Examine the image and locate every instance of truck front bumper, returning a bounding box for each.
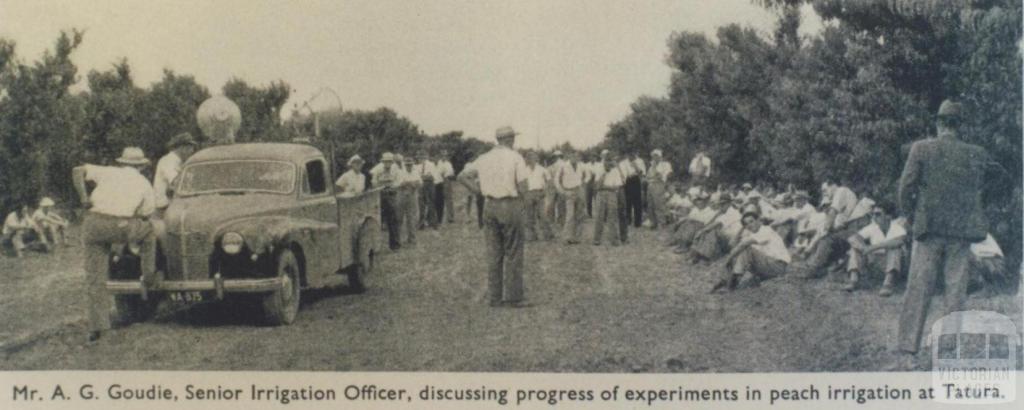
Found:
[106,273,283,300]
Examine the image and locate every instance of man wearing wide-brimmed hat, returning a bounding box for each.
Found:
[457,126,531,307]
[32,196,69,246]
[371,152,404,251]
[72,147,157,343]
[153,132,197,217]
[335,154,366,196]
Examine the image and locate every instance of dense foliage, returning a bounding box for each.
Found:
[602,0,1022,268]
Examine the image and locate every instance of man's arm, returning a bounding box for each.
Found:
[457,168,481,196]
[72,166,91,208]
[897,142,922,219]
[866,235,906,253]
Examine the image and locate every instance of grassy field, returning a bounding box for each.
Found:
[0,209,1020,372]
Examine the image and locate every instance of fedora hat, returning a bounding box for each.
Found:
[381,152,395,162]
[39,197,56,207]
[166,132,197,150]
[937,99,962,119]
[116,147,150,165]
[651,149,662,157]
[348,154,364,166]
[495,126,519,140]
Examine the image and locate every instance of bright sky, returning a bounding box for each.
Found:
[0,0,819,148]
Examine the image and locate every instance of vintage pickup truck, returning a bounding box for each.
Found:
[106,142,382,325]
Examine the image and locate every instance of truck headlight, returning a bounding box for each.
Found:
[222,232,244,255]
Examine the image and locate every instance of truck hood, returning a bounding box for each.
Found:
[165,193,294,238]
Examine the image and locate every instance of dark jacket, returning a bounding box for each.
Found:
[898,136,989,241]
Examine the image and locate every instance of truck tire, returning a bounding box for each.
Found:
[262,249,301,325]
[113,294,160,324]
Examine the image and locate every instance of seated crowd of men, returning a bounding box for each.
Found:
[2,197,69,257]
[662,180,1006,295]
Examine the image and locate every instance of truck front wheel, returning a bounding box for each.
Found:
[262,249,301,325]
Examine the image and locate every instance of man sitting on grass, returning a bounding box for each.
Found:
[32,197,69,247]
[710,210,790,293]
[842,202,907,295]
[968,233,1006,292]
[668,192,713,252]
[3,203,49,257]
[690,193,742,264]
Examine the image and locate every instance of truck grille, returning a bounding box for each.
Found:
[164,232,210,280]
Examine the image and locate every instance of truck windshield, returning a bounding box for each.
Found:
[177,160,295,195]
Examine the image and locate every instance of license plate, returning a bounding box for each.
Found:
[169,291,203,303]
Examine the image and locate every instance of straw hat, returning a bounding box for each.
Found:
[116,147,150,165]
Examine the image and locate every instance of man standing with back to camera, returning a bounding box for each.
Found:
[895,99,996,367]
[458,126,530,308]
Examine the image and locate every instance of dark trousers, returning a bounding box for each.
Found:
[897,236,970,353]
[625,175,643,227]
[483,197,525,303]
[419,178,436,228]
[433,183,444,226]
[617,188,629,242]
[380,191,400,250]
[585,181,595,217]
[476,194,485,228]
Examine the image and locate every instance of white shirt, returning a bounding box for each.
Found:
[416,160,440,184]
[857,220,907,246]
[2,211,36,235]
[472,146,529,198]
[32,208,67,228]
[334,169,366,195]
[371,163,404,189]
[648,160,672,183]
[798,211,828,235]
[436,160,455,180]
[153,151,182,208]
[557,161,585,190]
[401,165,423,186]
[525,164,549,191]
[689,154,711,177]
[971,234,1004,258]
[84,164,155,218]
[713,207,743,238]
[688,206,717,224]
[745,225,791,263]
[618,159,643,178]
[593,164,625,188]
[829,186,858,227]
[667,194,688,209]
[849,197,876,222]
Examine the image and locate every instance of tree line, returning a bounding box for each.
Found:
[598,0,1022,270]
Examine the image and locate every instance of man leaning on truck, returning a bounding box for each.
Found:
[72,147,158,343]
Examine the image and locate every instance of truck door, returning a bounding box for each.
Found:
[295,158,342,285]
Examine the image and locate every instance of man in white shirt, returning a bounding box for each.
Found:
[556,152,586,244]
[621,152,646,229]
[770,191,815,246]
[399,156,422,245]
[335,155,366,196]
[582,153,597,218]
[800,181,860,277]
[689,150,712,186]
[712,210,790,293]
[371,153,404,250]
[691,193,743,263]
[969,233,1005,292]
[523,151,554,241]
[844,203,907,294]
[546,151,566,226]
[153,132,197,218]
[646,149,673,229]
[72,147,157,342]
[592,150,625,246]
[668,193,713,252]
[32,197,68,247]
[435,150,456,224]
[3,203,45,257]
[415,151,437,229]
[457,126,531,308]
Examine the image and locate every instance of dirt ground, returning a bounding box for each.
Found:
[1,210,1021,372]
